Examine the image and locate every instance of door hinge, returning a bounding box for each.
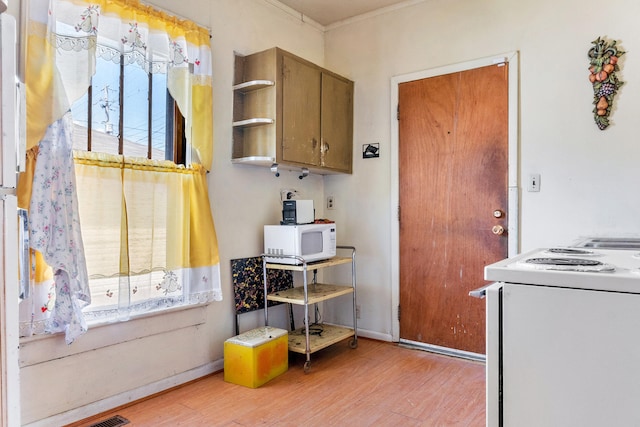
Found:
[397,205,400,222]
[397,104,400,120]
[397,305,400,321]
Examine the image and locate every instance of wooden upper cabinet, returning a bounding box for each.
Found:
[281,55,322,167]
[232,48,354,175]
[321,72,354,172]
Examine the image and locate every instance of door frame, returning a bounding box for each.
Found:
[390,51,520,342]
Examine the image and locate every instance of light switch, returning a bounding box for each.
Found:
[528,174,541,192]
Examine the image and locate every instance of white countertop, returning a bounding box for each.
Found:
[484,247,640,293]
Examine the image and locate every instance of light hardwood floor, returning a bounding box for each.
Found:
[70,338,486,426]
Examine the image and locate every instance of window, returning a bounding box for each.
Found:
[68,41,194,320]
[71,51,186,163]
[20,0,221,343]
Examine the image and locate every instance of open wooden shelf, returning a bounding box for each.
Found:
[232,79,274,92]
[287,324,355,354]
[266,283,353,305]
[265,256,352,271]
[232,118,274,128]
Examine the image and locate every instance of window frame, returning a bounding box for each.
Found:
[74,51,186,165]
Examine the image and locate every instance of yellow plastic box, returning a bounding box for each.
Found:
[224,326,288,388]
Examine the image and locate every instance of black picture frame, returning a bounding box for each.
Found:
[363,143,379,159]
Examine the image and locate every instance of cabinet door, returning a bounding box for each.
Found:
[321,73,353,173]
[281,55,321,166]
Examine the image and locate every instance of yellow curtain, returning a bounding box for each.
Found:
[72,152,220,272]
[73,152,221,321]
[20,0,220,340]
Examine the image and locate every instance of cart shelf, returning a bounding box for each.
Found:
[287,324,355,354]
[266,283,353,305]
[265,256,352,271]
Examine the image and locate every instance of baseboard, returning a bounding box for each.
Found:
[399,339,486,362]
[321,323,392,343]
[356,328,392,342]
[24,359,224,427]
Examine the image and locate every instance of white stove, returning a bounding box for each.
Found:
[485,246,640,293]
[483,244,640,427]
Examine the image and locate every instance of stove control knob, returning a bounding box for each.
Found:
[492,225,505,235]
[493,210,504,218]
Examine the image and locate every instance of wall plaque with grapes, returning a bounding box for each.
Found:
[588,37,625,130]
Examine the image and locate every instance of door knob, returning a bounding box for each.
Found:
[492,225,505,235]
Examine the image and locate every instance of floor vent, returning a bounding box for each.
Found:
[88,415,130,427]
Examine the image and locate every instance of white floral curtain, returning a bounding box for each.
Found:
[19,0,220,344]
[18,113,91,344]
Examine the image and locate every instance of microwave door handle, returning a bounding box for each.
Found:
[18,208,29,300]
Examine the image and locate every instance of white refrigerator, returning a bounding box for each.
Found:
[1,5,26,426]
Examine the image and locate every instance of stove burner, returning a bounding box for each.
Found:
[545,248,595,255]
[526,257,602,266]
[523,257,616,272]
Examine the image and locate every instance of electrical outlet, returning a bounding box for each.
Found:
[327,195,335,210]
[356,304,361,319]
[280,188,298,201]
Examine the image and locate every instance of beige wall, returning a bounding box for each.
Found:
[323,0,640,337]
[20,0,640,424]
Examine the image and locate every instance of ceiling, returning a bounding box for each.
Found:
[275,0,411,26]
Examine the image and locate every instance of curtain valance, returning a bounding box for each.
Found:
[27,0,213,169]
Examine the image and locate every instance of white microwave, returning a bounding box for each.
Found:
[264,223,336,265]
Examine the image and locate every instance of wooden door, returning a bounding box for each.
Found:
[321,72,353,173]
[281,55,321,167]
[398,64,509,355]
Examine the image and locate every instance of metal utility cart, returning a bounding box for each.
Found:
[262,246,358,373]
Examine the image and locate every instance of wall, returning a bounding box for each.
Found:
[20,1,328,425]
[322,0,640,339]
